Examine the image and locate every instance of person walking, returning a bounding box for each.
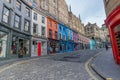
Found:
[105,44,108,51]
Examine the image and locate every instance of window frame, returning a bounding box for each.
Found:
[42,16,45,24]
[2,5,10,24]
[33,23,38,34]
[33,12,37,20]
[14,14,21,29]
[24,19,30,32]
[26,7,30,17]
[41,26,46,37]
[16,0,21,11]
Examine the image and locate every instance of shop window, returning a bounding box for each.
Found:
[42,41,46,50]
[32,41,37,53]
[11,36,17,55]
[23,39,29,55]
[55,31,58,39]
[0,31,8,58]
[19,39,29,55]
[2,6,10,24]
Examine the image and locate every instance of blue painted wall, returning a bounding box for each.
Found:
[58,23,74,53]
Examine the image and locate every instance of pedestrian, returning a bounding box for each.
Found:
[105,44,108,51]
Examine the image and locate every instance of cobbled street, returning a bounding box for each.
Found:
[0,49,103,80]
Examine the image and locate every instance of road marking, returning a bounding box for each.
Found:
[0,58,39,73]
[106,78,112,80]
[85,56,98,80]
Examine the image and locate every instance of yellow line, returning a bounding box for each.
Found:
[0,58,39,73]
[85,57,98,80]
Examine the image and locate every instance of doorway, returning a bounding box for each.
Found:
[18,39,24,58]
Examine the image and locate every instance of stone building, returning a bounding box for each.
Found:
[68,12,85,35]
[103,0,120,16]
[84,22,100,39]
[101,24,110,42]
[58,0,69,25]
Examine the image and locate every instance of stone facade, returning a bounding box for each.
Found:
[101,24,110,42]
[58,0,69,25]
[103,0,120,16]
[84,23,100,40]
[68,12,85,35]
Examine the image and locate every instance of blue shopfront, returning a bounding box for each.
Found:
[58,23,74,53]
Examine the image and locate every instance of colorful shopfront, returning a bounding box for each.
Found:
[0,24,10,59]
[47,17,59,54]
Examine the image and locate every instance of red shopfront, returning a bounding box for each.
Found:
[106,6,120,64]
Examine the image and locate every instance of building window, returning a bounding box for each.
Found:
[59,33,62,39]
[59,26,61,30]
[2,6,10,24]
[41,26,45,37]
[24,19,30,32]
[33,12,37,20]
[33,23,38,34]
[55,23,57,29]
[6,0,11,3]
[0,31,8,58]
[42,16,45,23]
[55,31,58,39]
[49,20,52,27]
[14,14,21,28]
[49,29,52,38]
[63,35,66,40]
[16,0,21,11]
[26,7,30,17]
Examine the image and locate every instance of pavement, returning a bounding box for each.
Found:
[0,49,102,80]
[91,48,120,80]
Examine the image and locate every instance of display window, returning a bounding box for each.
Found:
[0,31,8,58]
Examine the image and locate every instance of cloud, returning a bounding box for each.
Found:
[65,0,106,27]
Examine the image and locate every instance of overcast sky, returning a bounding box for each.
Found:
[65,0,106,27]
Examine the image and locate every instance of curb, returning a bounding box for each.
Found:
[89,51,113,80]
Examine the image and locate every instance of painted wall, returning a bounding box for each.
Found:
[31,9,47,56]
[58,23,74,52]
[47,17,58,39]
[31,9,47,37]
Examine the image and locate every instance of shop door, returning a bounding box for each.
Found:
[38,42,41,57]
[18,39,24,58]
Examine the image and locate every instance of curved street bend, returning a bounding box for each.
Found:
[0,49,114,80]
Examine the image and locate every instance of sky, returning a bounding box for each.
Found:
[65,0,106,27]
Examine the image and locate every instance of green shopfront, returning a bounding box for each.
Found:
[0,23,31,59]
[10,31,31,58]
[0,23,11,59]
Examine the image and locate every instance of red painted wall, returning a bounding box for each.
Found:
[47,17,58,39]
[106,6,120,64]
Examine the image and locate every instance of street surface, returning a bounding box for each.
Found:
[0,49,103,80]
